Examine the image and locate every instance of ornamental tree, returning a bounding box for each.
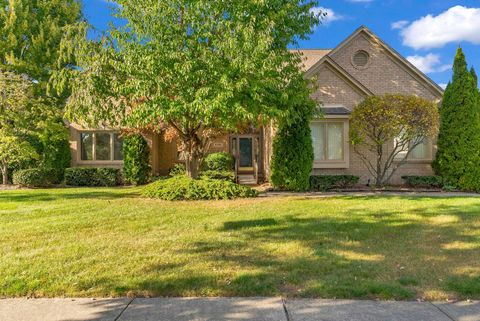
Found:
[350,94,439,186]
[63,0,321,178]
[433,48,480,191]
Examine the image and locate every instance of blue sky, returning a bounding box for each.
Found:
[83,0,480,88]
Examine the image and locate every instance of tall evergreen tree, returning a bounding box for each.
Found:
[434,48,480,191]
[471,67,478,86]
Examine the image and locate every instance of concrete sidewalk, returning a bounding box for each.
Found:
[1,297,479,321]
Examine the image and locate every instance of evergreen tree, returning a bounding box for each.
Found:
[270,110,314,191]
[471,67,478,86]
[434,48,480,191]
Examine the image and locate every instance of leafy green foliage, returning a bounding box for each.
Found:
[434,48,480,192]
[37,121,71,170]
[123,134,151,185]
[65,0,320,178]
[143,175,258,200]
[200,170,235,182]
[169,163,186,177]
[271,111,314,191]
[202,153,234,171]
[401,176,444,188]
[309,175,360,191]
[64,168,122,187]
[13,168,63,187]
[350,94,439,186]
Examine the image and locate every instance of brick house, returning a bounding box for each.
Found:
[69,26,444,185]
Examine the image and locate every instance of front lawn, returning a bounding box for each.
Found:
[0,188,479,300]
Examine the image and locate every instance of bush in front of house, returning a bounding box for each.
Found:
[65,167,122,187]
[169,163,186,176]
[270,111,314,191]
[142,175,258,200]
[200,170,235,182]
[13,168,63,187]
[401,176,444,188]
[202,152,234,171]
[123,134,151,185]
[310,175,360,191]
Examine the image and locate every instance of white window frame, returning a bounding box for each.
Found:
[310,115,350,169]
[78,130,124,165]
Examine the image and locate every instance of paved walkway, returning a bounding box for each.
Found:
[1,297,479,321]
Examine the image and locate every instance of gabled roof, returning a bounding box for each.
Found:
[290,49,331,71]
[306,55,374,97]
[301,25,444,98]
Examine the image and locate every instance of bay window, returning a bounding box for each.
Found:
[79,131,124,162]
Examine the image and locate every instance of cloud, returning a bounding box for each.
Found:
[391,20,409,30]
[406,53,451,74]
[399,6,480,49]
[311,7,343,25]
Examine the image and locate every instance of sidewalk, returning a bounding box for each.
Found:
[1,297,479,321]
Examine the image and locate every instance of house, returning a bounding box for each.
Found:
[69,26,444,185]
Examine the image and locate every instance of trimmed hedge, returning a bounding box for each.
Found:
[65,167,122,187]
[200,170,235,182]
[13,168,63,187]
[202,152,234,171]
[142,175,258,200]
[310,175,359,191]
[401,176,444,188]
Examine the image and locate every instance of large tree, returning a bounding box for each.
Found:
[433,48,480,190]
[64,0,321,178]
[350,94,439,186]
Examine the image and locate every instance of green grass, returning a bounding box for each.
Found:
[0,187,479,300]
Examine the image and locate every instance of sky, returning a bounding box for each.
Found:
[83,0,480,89]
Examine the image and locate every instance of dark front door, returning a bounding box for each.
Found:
[239,137,253,171]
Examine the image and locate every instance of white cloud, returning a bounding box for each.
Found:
[399,6,480,50]
[439,83,448,89]
[406,53,451,74]
[311,7,343,25]
[391,20,409,30]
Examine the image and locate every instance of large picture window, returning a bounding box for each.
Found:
[395,137,432,161]
[310,119,349,168]
[79,132,124,162]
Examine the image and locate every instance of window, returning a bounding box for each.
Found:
[79,132,124,162]
[310,120,348,168]
[394,136,431,161]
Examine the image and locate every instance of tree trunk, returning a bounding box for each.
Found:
[185,157,201,179]
[1,165,8,185]
[181,132,209,180]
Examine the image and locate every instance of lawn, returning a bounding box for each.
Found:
[0,188,479,300]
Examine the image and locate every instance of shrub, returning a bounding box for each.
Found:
[202,152,234,171]
[270,112,314,191]
[12,168,63,187]
[123,134,151,185]
[200,170,235,182]
[142,175,258,200]
[401,176,444,188]
[310,175,359,191]
[169,163,186,176]
[65,167,122,187]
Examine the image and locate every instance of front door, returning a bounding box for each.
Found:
[238,137,253,172]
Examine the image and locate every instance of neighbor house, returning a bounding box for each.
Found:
[69,26,444,185]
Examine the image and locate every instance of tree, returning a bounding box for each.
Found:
[434,48,480,190]
[0,130,38,185]
[123,134,151,185]
[350,94,439,186]
[64,0,320,178]
[270,108,314,191]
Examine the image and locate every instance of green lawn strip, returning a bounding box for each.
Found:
[0,188,479,300]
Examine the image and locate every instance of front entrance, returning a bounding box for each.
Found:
[231,135,260,185]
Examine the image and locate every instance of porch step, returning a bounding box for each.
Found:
[237,175,257,186]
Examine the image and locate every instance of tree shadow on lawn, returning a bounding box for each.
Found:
[0,188,140,203]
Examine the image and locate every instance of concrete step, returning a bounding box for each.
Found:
[237,174,257,185]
